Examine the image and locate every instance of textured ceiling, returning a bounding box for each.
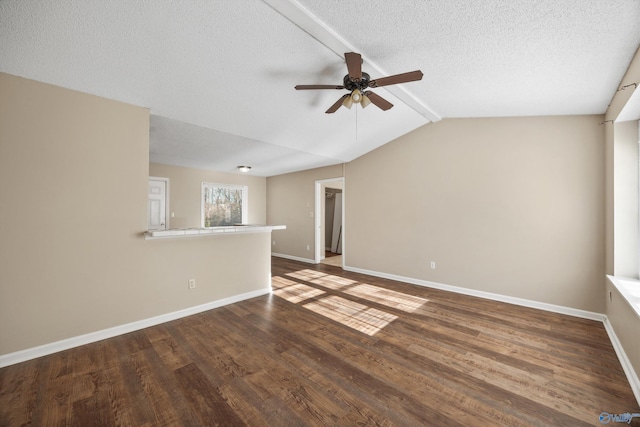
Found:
[1,0,639,176]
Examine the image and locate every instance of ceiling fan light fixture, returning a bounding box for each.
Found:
[342,96,354,109]
[361,93,372,108]
[351,89,362,103]
[237,165,252,173]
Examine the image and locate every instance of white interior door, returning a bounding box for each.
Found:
[148,178,167,230]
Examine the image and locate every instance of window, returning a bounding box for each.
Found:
[201,183,248,227]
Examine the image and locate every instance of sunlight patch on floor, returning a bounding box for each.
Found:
[275,268,432,335]
[272,283,325,304]
[272,276,300,289]
[303,296,398,336]
[309,274,357,290]
[343,284,428,313]
[285,269,328,281]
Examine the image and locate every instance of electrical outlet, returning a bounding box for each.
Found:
[272,240,276,246]
[306,245,310,251]
[188,279,196,289]
[430,261,436,269]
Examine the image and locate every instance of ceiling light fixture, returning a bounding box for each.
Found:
[342,94,354,109]
[351,89,362,103]
[343,89,369,109]
[237,166,252,173]
[361,93,371,108]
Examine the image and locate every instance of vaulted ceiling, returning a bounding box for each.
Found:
[2,1,640,176]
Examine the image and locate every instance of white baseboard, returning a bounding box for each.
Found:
[0,287,270,368]
[343,265,605,321]
[272,252,316,264]
[603,317,640,406]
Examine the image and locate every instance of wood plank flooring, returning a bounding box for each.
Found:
[1,257,638,426]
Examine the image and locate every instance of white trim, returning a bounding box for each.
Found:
[342,164,346,267]
[315,181,322,264]
[343,265,605,321]
[272,252,316,264]
[603,316,640,406]
[0,287,270,368]
[315,177,344,266]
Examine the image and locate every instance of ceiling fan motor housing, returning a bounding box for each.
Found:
[343,72,370,91]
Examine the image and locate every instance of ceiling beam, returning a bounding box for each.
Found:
[263,0,441,122]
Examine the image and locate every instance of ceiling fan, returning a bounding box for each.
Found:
[295,52,423,114]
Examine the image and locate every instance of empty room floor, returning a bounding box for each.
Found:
[1,257,638,426]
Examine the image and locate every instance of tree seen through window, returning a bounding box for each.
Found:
[202,184,246,227]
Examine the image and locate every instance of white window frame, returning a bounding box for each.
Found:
[201,182,248,228]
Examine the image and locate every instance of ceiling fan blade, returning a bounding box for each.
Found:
[363,91,393,111]
[326,94,350,114]
[369,70,423,88]
[295,84,345,90]
[345,52,362,81]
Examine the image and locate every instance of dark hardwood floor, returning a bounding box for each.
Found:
[1,257,638,426]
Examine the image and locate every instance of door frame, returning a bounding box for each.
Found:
[149,176,170,230]
[315,177,344,265]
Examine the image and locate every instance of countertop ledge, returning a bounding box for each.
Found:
[144,225,286,240]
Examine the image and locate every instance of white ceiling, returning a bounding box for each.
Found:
[2,0,639,176]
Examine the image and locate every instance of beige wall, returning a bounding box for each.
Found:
[267,165,343,261]
[149,163,266,228]
[346,116,605,313]
[0,73,271,356]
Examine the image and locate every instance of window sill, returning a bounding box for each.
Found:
[144,225,286,240]
[607,275,640,320]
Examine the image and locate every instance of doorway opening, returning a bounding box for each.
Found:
[315,178,344,267]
